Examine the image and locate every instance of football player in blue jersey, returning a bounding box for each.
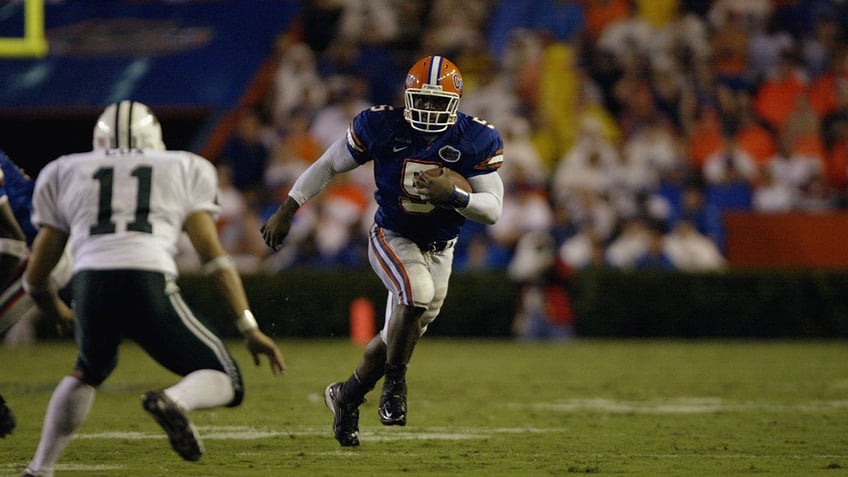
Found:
[0,150,36,287]
[262,56,504,446]
[0,149,31,438]
[0,151,32,437]
[0,149,74,439]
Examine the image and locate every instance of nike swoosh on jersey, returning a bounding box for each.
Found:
[392,146,409,152]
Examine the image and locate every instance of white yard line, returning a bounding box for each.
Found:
[509,397,848,414]
[71,425,565,441]
[0,463,125,474]
[64,395,848,443]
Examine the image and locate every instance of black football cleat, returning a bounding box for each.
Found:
[0,394,15,438]
[324,382,364,447]
[377,379,407,426]
[142,390,203,461]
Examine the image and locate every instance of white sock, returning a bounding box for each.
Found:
[26,376,96,476]
[164,369,234,412]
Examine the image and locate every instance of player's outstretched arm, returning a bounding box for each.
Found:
[261,136,361,251]
[185,211,286,375]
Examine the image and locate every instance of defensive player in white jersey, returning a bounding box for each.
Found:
[262,56,504,447]
[20,101,286,476]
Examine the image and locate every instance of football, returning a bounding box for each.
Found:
[424,167,472,193]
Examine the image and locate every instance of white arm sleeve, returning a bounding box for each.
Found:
[460,172,504,225]
[288,136,360,205]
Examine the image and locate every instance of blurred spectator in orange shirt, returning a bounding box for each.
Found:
[688,105,724,169]
[688,82,754,168]
[263,140,310,209]
[754,49,809,133]
[582,0,632,40]
[281,107,323,164]
[734,103,777,169]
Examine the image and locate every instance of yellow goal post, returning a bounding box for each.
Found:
[0,0,48,58]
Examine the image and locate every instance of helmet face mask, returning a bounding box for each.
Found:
[403,56,463,133]
[93,100,165,151]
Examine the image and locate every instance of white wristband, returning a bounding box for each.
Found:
[0,238,28,259]
[22,278,51,297]
[201,255,236,276]
[236,310,259,334]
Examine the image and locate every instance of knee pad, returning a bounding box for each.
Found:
[419,286,447,335]
[407,263,435,307]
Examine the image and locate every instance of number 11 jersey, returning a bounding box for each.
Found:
[32,149,220,277]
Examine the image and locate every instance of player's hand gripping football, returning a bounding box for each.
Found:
[260,197,300,251]
[243,328,286,375]
[414,167,455,207]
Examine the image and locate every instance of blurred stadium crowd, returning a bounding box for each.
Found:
[200,0,848,276]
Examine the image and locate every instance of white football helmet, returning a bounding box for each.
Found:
[93,100,165,151]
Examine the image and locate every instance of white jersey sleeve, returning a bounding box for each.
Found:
[32,149,220,277]
[32,160,70,232]
[288,136,359,206]
[183,154,220,218]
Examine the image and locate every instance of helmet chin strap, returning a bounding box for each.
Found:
[408,120,448,135]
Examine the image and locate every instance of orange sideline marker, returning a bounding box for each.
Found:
[349,297,375,348]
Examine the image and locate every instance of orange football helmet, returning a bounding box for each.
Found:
[403,56,463,133]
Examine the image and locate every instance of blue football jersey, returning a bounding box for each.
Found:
[0,151,36,245]
[346,105,503,246]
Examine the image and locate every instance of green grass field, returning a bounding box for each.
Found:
[1,338,847,476]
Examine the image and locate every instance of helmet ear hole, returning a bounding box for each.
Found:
[93,100,165,151]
